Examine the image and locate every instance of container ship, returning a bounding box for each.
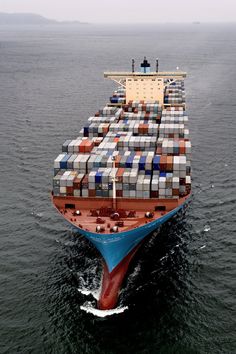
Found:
[52,58,191,310]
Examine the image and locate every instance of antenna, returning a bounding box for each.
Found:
[132,58,135,73]
[156,58,159,73]
[112,156,117,210]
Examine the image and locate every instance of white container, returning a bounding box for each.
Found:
[130,190,136,198]
[67,154,77,169]
[60,187,67,194]
[159,189,165,197]
[68,140,77,153]
[159,177,166,189]
[82,190,89,197]
[60,171,71,187]
[143,191,150,199]
[186,176,191,185]
[54,153,66,169]
[73,155,82,169]
[88,171,96,183]
[74,190,81,197]
[143,178,151,191]
[172,177,180,189]
[151,179,159,191]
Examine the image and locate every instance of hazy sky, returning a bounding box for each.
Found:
[0,0,235,23]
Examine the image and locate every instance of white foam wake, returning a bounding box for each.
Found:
[80,301,128,317]
[204,225,211,232]
[77,288,100,301]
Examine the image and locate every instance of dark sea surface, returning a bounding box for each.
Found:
[0,24,235,354]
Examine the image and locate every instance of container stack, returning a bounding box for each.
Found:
[164,80,185,104]
[61,138,94,154]
[110,87,126,104]
[53,171,85,197]
[53,80,191,199]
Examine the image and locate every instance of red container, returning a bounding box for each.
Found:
[73,178,82,189]
[89,189,96,197]
[116,190,123,198]
[151,191,158,198]
[172,189,179,196]
[180,178,186,186]
[82,175,89,188]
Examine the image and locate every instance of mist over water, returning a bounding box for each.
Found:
[0,24,235,353]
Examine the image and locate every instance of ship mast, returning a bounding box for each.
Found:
[112,157,117,210]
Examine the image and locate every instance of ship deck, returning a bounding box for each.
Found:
[52,194,189,234]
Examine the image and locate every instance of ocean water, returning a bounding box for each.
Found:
[0,24,235,354]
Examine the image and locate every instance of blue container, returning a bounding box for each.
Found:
[173,142,179,155]
[95,172,102,183]
[84,127,89,136]
[160,172,166,177]
[94,157,100,168]
[96,190,102,197]
[60,154,72,169]
[139,156,146,170]
[126,156,133,168]
[153,156,160,170]
[145,170,152,175]
[102,190,109,197]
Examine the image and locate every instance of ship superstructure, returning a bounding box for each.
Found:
[52,58,191,310]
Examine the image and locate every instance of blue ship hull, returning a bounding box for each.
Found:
[72,202,186,273]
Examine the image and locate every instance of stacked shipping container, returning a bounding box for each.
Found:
[53,80,191,199]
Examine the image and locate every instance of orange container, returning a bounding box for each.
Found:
[115,155,121,168]
[143,124,148,134]
[166,156,173,171]
[136,151,142,156]
[179,141,185,154]
[84,140,94,153]
[160,156,167,171]
[117,168,125,183]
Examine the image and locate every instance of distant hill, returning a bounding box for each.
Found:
[0,13,86,25]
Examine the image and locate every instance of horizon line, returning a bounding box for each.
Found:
[1,12,236,25]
